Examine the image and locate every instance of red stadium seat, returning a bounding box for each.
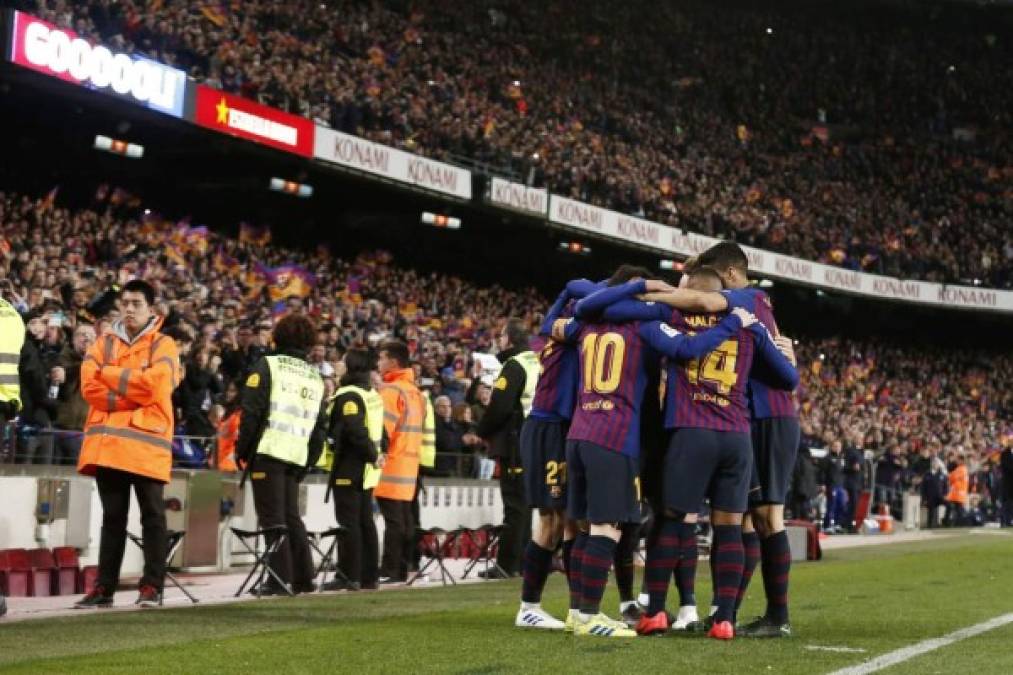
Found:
[0,549,31,597]
[26,549,56,597]
[52,546,81,595]
[80,565,100,595]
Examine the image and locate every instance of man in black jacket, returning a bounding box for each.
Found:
[1000,446,1013,527]
[18,311,55,464]
[820,440,848,533]
[477,319,537,578]
[324,349,386,591]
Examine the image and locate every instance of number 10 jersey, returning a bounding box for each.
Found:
[566,321,661,460]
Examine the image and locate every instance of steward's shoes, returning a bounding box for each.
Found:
[708,620,735,640]
[322,579,360,592]
[477,568,511,580]
[515,605,566,630]
[0,594,6,617]
[292,582,317,594]
[135,585,161,608]
[377,576,403,585]
[621,603,644,628]
[575,613,638,638]
[74,586,114,609]
[249,583,290,596]
[738,615,792,638]
[635,611,669,636]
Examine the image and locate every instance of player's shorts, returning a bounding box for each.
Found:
[520,416,569,510]
[748,417,802,506]
[565,440,641,525]
[663,428,753,514]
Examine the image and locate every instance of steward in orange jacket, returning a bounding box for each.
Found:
[375,339,425,582]
[947,461,969,507]
[74,280,180,609]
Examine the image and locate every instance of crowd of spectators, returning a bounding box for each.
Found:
[17,0,1013,287]
[795,338,1012,529]
[2,190,1009,520]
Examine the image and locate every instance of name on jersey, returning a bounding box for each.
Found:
[684,315,720,328]
[581,399,615,412]
[693,392,730,407]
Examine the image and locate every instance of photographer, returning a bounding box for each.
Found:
[52,323,97,465]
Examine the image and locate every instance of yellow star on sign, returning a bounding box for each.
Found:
[216,97,229,124]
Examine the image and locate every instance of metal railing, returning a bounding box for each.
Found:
[0,422,221,469]
[1,423,492,479]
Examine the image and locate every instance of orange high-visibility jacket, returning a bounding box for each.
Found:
[947,464,968,506]
[78,317,180,483]
[216,409,241,472]
[375,368,424,501]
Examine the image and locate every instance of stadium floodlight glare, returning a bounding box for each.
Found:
[558,241,591,256]
[269,177,313,198]
[421,212,461,229]
[659,259,684,271]
[94,135,144,158]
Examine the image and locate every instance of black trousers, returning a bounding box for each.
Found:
[333,486,378,587]
[251,457,314,588]
[497,471,531,574]
[377,497,414,580]
[95,467,167,592]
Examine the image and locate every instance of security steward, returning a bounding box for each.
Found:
[375,339,426,583]
[236,313,328,595]
[0,283,26,618]
[323,348,386,591]
[477,318,539,578]
[73,280,181,609]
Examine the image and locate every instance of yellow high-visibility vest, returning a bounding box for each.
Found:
[0,298,24,413]
[255,355,324,466]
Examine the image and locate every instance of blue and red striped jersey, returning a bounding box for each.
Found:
[666,310,757,432]
[565,321,660,458]
[529,335,580,421]
[722,288,799,419]
[531,281,604,421]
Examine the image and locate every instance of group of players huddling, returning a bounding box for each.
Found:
[513,242,801,640]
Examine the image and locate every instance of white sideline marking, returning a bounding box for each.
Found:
[806,646,867,654]
[827,612,1013,675]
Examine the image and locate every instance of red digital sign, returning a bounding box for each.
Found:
[193,85,314,157]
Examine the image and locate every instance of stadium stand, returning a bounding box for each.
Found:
[1,189,1009,525]
[19,0,1012,288]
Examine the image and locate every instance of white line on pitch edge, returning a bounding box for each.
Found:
[806,646,867,654]
[826,612,1013,675]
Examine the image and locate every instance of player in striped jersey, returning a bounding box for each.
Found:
[555,267,757,638]
[516,279,597,631]
[698,242,801,638]
[577,267,798,640]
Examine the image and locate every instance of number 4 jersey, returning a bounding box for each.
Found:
[665,309,796,433]
[561,315,745,458]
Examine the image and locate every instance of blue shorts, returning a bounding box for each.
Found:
[566,440,641,525]
[520,417,568,510]
[749,417,801,506]
[663,428,753,514]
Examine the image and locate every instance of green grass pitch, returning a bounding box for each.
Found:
[2,532,1012,674]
